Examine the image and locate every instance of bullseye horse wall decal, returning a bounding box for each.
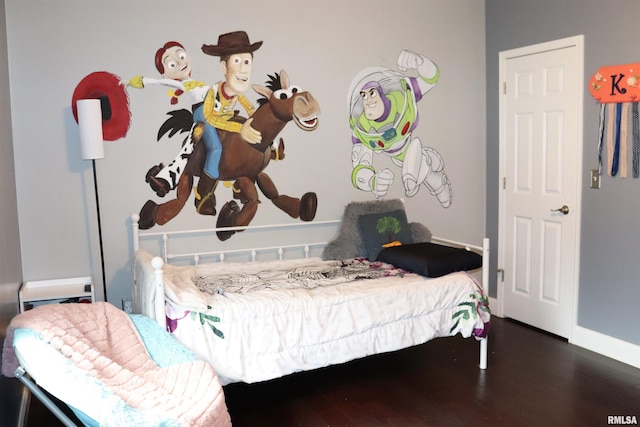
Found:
[138,70,321,240]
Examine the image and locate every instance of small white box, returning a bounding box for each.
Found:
[19,276,95,313]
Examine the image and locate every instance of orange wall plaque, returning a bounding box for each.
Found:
[589,63,640,103]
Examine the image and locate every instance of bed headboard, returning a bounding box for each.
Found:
[131,213,341,265]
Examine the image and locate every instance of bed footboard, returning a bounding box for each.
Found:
[432,236,489,369]
[480,237,489,370]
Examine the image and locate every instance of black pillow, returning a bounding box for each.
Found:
[376,242,482,278]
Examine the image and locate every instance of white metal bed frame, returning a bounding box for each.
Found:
[130,214,490,369]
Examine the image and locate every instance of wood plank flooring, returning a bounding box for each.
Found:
[223,318,640,427]
[23,317,640,426]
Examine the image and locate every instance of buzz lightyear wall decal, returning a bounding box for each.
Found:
[123,31,320,240]
[348,50,452,207]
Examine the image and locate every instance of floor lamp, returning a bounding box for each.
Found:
[77,99,106,302]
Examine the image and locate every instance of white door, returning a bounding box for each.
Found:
[498,36,583,339]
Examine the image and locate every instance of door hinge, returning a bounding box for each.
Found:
[497,268,504,282]
[503,177,506,189]
[503,81,507,95]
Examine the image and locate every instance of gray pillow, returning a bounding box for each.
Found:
[322,199,431,260]
[410,221,432,244]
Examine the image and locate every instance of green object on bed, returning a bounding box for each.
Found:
[358,209,414,260]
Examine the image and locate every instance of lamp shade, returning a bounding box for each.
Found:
[77,99,104,160]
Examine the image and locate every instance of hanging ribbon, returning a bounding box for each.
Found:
[611,103,622,176]
[598,102,606,176]
[620,102,629,178]
[633,102,639,178]
[606,103,616,175]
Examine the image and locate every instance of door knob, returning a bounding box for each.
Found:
[551,205,570,215]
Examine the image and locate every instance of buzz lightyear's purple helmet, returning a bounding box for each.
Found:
[348,66,405,123]
[361,80,391,121]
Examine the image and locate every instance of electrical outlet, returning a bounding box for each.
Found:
[122,297,133,314]
[590,169,601,189]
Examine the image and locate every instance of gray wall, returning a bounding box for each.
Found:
[0,0,25,423]
[5,0,487,307]
[486,0,640,345]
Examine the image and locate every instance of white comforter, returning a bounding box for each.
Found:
[133,250,490,385]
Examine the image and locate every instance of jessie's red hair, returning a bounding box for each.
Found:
[155,41,185,74]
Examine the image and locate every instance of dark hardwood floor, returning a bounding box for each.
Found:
[223,318,640,427]
[23,317,640,426]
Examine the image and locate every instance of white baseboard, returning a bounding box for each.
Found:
[571,325,640,370]
[489,297,639,369]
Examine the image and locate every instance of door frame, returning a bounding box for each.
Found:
[497,35,584,341]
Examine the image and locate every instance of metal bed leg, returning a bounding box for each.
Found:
[14,366,78,427]
[479,337,488,369]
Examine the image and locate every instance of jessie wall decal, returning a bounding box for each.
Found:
[124,41,209,197]
[348,50,452,208]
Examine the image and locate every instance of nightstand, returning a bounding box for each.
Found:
[18,276,95,313]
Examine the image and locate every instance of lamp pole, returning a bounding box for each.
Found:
[92,158,107,301]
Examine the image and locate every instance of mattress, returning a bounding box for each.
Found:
[133,250,490,385]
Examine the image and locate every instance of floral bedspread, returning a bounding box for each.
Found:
[146,255,491,385]
[192,258,407,295]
